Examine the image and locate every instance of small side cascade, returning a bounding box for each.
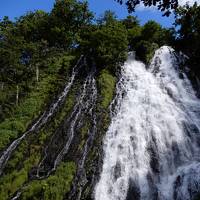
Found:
[10,59,99,200]
[35,70,97,179]
[0,55,84,176]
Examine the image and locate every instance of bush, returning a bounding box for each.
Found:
[135,40,159,64]
[79,12,128,72]
[21,162,76,200]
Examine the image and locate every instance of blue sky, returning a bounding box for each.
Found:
[0,0,175,27]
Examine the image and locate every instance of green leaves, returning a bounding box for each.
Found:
[141,20,173,47]
[115,0,178,16]
[91,22,128,68]
[20,162,76,200]
[135,40,159,63]
[79,11,128,72]
[97,69,117,108]
[174,3,200,78]
[50,0,93,48]
[122,17,173,63]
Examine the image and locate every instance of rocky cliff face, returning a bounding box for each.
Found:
[0,56,116,200]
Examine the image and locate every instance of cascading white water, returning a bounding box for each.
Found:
[95,46,200,200]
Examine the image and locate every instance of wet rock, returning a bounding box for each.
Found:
[113,161,121,180]
[147,139,160,174]
[126,178,140,200]
[173,175,183,200]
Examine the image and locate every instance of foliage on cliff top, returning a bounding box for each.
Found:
[115,0,178,16]
[174,3,200,78]
[79,10,128,71]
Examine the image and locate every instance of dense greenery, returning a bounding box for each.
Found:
[0,0,199,124]
[0,0,171,122]
[120,16,173,63]
[0,74,79,199]
[78,10,128,72]
[0,0,174,117]
[20,162,76,200]
[0,54,74,151]
[174,2,200,79]
[0,161,76,200]
[97,69,117,108]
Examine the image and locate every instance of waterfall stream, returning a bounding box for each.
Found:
[0,55,84,176]
[35,71,97,178]
[10,60,97,200]
[95,46,200,200]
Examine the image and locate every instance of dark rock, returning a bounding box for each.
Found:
[113,161,121,180]
[126,178,140,200]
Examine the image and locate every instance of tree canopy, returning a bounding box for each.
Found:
[116,0,178,16]
[2,0,199,119]
[174,2,200,78]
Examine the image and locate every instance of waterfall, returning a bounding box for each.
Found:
[95,46,200,200]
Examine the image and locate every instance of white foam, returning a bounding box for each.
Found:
[95,46,200,200]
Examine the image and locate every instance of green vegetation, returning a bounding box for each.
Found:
[135,41,159,64]
[174,2,200,79]
[0,76,79,199]
[79,10,128,71]
[0,54,74,151]
[0,75,56,150]
[115,0,179,16]
[20,162,76,200]
[121,16,174,63]
[97,69,117,109]
[0,0,92,119]
[0,150,36,199]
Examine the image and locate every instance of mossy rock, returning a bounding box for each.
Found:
[97,69,116,109]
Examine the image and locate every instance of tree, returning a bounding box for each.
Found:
[122,16,142,50]
[97,10,117,25]
[92,23,128,70]
[125,19,173,57]
[23,40,49,82]
[79,11,128,72]
[141,20,172,46]
[0,17,30,105]
[16,10,49,43]
[0,35,28,105]
[175,3,200,43]
[135,40,159,63]
[122,15,139,29]
[174,3,200,78]
[116,0,178,16]
[50,0,93,49]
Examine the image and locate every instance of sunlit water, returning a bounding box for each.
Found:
[95,46,200,200]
